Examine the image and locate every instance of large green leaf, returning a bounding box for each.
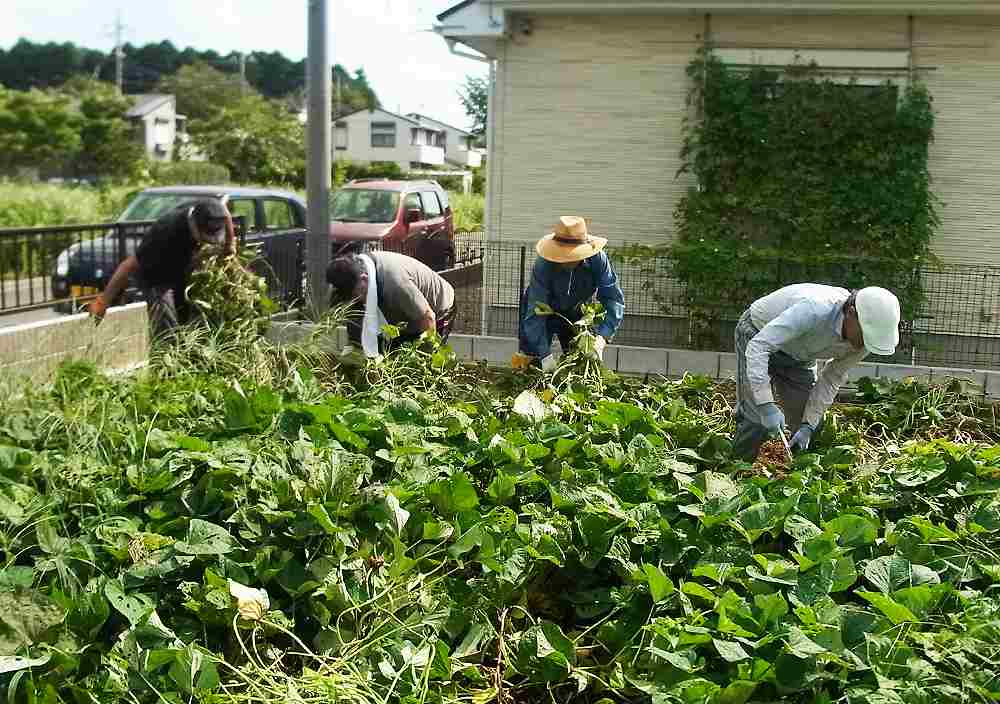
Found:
[864,555,939,595]
[515,622,576,682]
[856,591,917,625]
[175,520,236,556]
[426,472,480,516]
[103,580,154,626]
[642,563,675,602]
[824,514,878,547]
[0,589,65,654]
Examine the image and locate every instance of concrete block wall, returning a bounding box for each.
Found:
[258,325,1000,400]
[0,303,148,385]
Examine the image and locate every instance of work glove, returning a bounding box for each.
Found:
[87,294,108,325]
[790,423,814,452]
[540,354,557,373]
[593,335,607,362]
[757,402,785,436]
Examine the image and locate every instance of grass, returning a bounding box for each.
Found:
[0,182,135,229]
[0,181,486,232]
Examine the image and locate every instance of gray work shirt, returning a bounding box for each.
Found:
[747,283,868,427]
[365,251,455,337]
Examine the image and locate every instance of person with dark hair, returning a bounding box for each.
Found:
[327,251,455,358]
[88,199,236,340]
[733,284,901,460]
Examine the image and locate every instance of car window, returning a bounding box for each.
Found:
[228,199,258,232]
[403,193,423,215]
[331,189,400,223]
[420,191,442,217]
[262,199,294,230]
[118,193,199,221]
[437,190,450,210]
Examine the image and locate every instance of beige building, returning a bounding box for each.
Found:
[126,94,188,162]
[435,1,1000,268]
[435,0,1000,359]
[334,107,447,172]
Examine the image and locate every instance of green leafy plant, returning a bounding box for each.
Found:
[670,51,937,348]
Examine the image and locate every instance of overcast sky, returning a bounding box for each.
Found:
[0,0,485,130]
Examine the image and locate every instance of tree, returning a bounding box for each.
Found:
[0,86,80,173]
[156,61,245,124]
[458,75,488,139]
[64,78,147,181]
[192,94,305,185]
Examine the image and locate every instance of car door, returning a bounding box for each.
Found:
[402,191,429,245]
[259,198,305,303]
[419,190,447,240]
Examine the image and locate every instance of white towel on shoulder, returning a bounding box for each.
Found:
[360,254,387,359]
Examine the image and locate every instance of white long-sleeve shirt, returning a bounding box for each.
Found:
[746,284,868,427]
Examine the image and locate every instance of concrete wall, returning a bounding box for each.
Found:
[0,303,148,385]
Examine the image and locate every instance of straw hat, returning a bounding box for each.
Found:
[536,216,608,264]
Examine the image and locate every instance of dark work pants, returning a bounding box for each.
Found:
[143,286,190,345]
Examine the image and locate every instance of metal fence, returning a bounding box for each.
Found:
[5,222,1000,371]
[465,236,1000,371]
[0,217,306,315]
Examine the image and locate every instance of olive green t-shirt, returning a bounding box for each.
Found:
[369,251,454,335]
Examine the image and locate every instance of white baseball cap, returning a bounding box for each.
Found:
[856,287,900,356]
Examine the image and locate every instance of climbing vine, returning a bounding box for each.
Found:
[669,51,937,347]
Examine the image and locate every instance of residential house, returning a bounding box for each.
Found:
[333,108,446,172]
[406,113,483,169]
[126,94,187,162]
[434,0,1000,359]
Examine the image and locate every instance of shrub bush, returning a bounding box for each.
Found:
[149,161,231,185]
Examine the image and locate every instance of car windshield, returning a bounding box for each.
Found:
[331,189,400,224]
[118,193,210,222]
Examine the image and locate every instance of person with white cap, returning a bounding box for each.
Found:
[518,216,625,370]
[733,283,901,460]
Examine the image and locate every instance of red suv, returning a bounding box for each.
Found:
[328,179,455,270]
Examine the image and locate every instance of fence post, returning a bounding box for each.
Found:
[518,245,526,331]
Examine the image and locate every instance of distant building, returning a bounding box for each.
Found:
[126,94,188,162]
[406,113,483,169]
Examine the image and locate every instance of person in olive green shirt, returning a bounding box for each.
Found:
[326,251,455,357]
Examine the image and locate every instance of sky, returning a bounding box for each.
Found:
[0,0,485,130]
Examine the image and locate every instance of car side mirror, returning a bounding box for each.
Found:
[405,208,422,225]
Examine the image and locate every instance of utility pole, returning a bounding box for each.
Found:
[306,0,331,313]
[113,11,125,94]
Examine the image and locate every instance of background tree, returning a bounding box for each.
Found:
[0,39,382,106]
[0,86,80,173]
[64,78,147,181]
[458,75,488,139]
[156,61,245,124]
[192,94,305,185]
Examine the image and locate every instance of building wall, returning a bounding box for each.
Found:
[337,109,416,172]
[493,13,700,244]
[139,99,177,163]
[491,12,1000,270]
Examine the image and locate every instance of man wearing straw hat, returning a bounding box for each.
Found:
[518,216,625,371]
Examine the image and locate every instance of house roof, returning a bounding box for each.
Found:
[437,0,477,21]
[126,94,173,118]
[436,0,1000,16]
[337,107,445,130]
[406,113,473,136]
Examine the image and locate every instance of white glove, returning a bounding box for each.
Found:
[593,335,607,362]
[540,354,557,372]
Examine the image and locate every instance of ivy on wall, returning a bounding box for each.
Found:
[669,51,937,347]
